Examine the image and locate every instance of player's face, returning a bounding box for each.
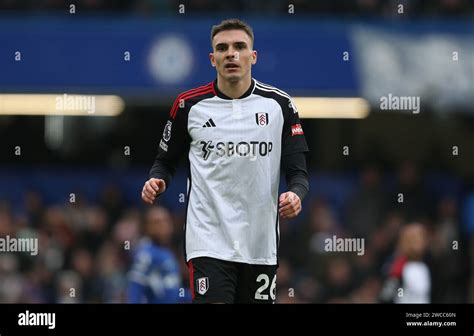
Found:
[210,30,257,83]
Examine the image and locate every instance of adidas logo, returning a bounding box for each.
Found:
[202,119,216,128]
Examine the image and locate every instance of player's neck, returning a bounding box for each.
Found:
[216,75,252,99]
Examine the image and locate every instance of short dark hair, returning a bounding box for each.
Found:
[210,19,254,47]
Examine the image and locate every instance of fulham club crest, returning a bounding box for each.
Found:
[255,113,269,127]
[196,277,209,295]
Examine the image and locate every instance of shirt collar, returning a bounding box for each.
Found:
[213,78,255,100]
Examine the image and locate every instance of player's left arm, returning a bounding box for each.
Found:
[279,97,309,219]
[279,152,309,219]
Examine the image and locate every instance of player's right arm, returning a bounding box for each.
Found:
[142,96,191,204]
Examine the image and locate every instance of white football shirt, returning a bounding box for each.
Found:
[153,78,308,265]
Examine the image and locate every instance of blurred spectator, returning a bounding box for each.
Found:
[126,205,183,303]
[379,222,431,303]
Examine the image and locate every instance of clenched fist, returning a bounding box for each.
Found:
[278,191,301,219]
[141,178,167,204]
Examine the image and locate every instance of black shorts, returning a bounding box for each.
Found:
[188,257,277,304]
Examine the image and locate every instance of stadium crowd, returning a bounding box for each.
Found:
[0,161,472,303]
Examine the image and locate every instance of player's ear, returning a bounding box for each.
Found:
[252,50,257,65]
[209,52,216,67]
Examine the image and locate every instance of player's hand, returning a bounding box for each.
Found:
[278,192,301,219]
[141,178,167,205]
